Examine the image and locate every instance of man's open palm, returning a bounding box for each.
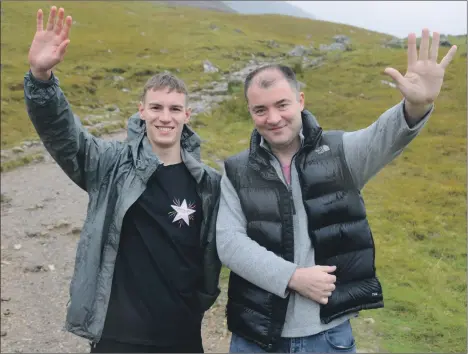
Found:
[384,29,457,105]
[28,6,72,72]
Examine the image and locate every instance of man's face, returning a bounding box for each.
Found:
[138,87,191,149]
[246,71,304,149]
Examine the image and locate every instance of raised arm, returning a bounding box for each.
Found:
[25,7,122,192]
[343,29,457,190]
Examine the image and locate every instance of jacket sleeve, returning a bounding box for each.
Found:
[216,173,297,298]
[24,70,123,192]
[198,180,222,312]
[343,100,432,190]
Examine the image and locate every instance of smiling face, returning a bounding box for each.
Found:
[246,68,304,150]
[138,87,190,149]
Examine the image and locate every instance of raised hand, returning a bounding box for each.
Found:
[28,6,72,80]
[384,29,457,107]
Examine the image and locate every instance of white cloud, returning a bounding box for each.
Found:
[288,1,467,38]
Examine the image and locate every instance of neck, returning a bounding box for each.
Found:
[150,141,182,165]
[269,136,301,166]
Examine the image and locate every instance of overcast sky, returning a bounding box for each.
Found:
[288,1,467,38]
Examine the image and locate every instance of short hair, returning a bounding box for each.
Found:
[140,72,188,104]
[243,64,300,100]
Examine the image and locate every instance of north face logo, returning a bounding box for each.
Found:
[314,145,330,154]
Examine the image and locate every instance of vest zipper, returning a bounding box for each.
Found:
[288,184,296,215]
[262,148,299,216]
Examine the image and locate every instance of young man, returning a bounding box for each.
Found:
[216,29,457,352]
[24,6,221,353]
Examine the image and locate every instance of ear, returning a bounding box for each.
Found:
[184,107,192,124]
[298,92,305,111]
[138,101,146,120]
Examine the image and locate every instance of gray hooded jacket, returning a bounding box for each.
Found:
[23,70,222,342]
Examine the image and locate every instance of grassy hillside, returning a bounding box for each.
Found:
[1,1,388,149]
[2,1,466,353]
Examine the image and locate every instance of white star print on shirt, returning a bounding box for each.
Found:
[170,199,196,226]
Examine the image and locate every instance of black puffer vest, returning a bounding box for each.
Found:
[224,110,384,351]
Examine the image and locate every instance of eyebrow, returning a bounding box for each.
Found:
[148,103,184,109]
[252,99,291,110]
[275,99,291,105]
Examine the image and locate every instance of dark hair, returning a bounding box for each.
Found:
[140,72,188,103]
[243,64,300,100]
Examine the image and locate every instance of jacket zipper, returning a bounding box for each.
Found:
[263,149,298,216]
[288,184,296,215]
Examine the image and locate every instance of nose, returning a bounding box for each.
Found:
[266,109,282,125]
[159,108,172,123]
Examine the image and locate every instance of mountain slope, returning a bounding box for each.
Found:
[155,1,236,13]
[224,0,316,19]
[1,0,385,149]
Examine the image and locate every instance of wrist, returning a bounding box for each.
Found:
[287,268,300,290]
[30,67,52,81]
[404,100,433,122]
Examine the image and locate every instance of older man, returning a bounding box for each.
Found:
[216,29,457,352]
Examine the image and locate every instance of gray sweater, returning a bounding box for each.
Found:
[216,100,432,337]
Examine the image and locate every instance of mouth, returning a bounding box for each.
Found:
[155,126,175,132]
[268,125,286,131]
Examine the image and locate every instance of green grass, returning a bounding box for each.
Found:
[0,152,45,172]
[1,1,390,149]
[2,2,466,352]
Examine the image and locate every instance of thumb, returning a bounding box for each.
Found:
[318,265,336,273]
[57,39,70,59]
[384,67,405,86]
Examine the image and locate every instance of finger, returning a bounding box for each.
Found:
[61,16,73,40]
[54,8,65,35]
[407,32,417,67]
[430,31,440,62]
[327,274,337,283]
[46,6,57,31]
[419,28,430,61]
[384,67,405,85]
[320,297,328,305]
[328,283,336,292]
[36,9,43,32]
[439,45,458,69]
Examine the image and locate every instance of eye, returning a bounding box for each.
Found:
[279,103,288,109]
[255,109,265,115]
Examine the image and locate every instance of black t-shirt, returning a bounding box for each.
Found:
[101,162,204,346]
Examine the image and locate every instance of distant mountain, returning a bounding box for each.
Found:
[223,1,316,19]
[155,1,236,13]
